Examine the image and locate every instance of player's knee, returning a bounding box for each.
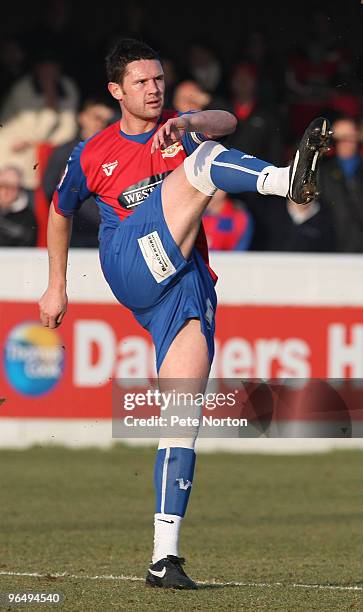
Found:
[183,140,226,196]
[157,398,201,449]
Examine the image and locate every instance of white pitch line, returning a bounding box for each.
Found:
[0,571,362,592]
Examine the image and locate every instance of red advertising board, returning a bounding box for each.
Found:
[1,301,363,419]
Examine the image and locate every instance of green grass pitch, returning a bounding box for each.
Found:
[0,445,362,611]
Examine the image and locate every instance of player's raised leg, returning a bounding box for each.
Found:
[147,116,332,588]
[161,116,331,259]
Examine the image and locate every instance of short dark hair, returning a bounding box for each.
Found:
[105,38,161,84]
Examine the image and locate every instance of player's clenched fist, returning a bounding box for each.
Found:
[38,287,68,329]
[151,116,191,153]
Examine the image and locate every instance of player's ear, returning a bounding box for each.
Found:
[108,82,123,101]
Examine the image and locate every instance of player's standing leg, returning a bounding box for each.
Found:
[146,320,209,589]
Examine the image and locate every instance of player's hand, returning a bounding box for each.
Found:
[38,286,68,329]
[151,116,191,154]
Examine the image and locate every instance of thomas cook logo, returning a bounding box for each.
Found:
[3,322,65,396]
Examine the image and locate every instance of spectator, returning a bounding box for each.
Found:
[242,192,334,252]
[21,0,82,86]
[172,80,211,113]
[328,89,362,121]
[0,37,26,107]
[282,197,334,252]
[203,189,253,251]
[285,9,350,143]
[185,40,227,107]
[318,116,363,252]
[224,62,284,165]
[0,166,37,246]
[0,46,79,124]
[237,29,284,111]
[162,57,180,108]
[42,98,115,247]
[242,147,336,251]
[0,49,79,191]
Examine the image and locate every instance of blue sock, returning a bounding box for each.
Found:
[210,149,272,193]
[154,447,196,516]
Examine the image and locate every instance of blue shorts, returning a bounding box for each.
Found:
[99,186,217,372]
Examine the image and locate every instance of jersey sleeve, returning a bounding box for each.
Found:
[52,141,92,217]
[179,111,210,156]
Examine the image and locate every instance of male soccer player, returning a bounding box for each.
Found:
[38,38,331,589]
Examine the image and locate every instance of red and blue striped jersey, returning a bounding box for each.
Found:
[53,110,216,278]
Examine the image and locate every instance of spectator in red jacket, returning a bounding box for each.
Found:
[203,189,253,251]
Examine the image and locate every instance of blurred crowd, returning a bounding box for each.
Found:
[1,0,363,252]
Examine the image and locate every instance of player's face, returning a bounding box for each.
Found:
[119,59,165,120]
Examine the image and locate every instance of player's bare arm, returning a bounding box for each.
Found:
[38,203,71,329]
[151,110,237,153]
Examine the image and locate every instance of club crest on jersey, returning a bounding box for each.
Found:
[118,172,171,210]
[102,160,118,176]
[161,141,183,158]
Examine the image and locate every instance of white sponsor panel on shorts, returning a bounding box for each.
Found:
[138,231,176,283]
